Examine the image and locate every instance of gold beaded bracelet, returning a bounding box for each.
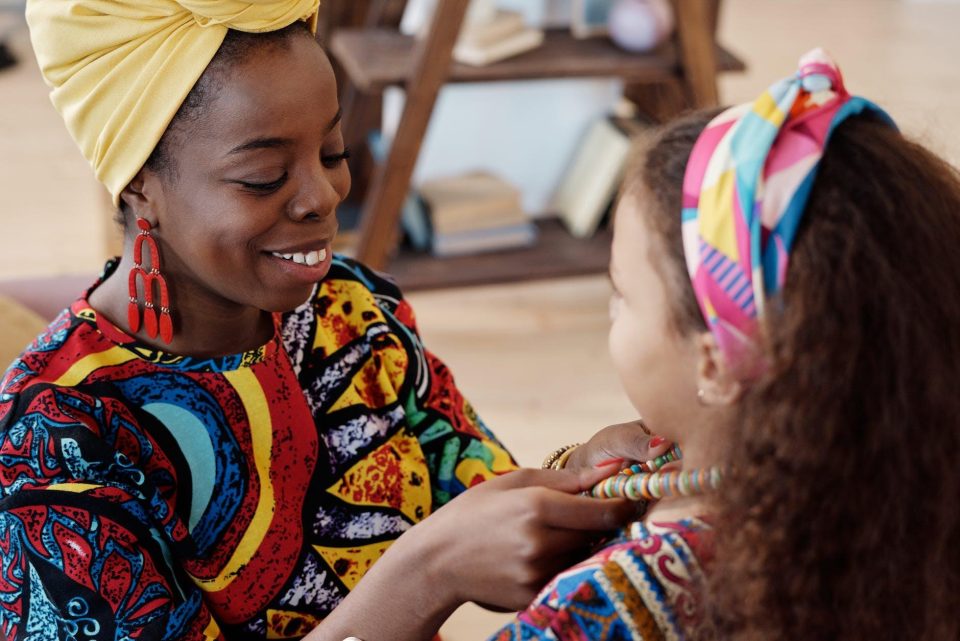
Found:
[541,443,582,470]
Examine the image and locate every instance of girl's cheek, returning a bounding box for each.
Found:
[609,293,622,322]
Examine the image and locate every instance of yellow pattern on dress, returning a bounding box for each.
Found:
[313,540,396,592]
[327,428,432,525]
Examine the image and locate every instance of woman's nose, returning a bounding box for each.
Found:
[288,164,344,222]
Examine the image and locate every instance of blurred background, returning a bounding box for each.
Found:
[1,0,958,636]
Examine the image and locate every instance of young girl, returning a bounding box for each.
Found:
[490,50,960,641]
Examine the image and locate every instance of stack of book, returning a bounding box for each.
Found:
[553,113,654,239]
[453,9,545,67]
[418,172,537,257]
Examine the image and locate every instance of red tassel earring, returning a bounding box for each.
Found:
[128,218,174,344]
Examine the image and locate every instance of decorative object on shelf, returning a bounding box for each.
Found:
[571,0,616,39]
[553,115,647,239]
[607,0,675,53]
[453,9,545,66]
[419,172,537,257]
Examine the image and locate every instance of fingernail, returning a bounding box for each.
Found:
[594,457,624,468]
[649,436,667,448]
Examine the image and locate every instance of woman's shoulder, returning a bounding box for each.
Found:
[323,255,404,304]
[282,256,420,358]
[492,517,713,641]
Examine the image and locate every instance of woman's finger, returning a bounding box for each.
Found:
[487,467,609,494]
[520,488,637,531]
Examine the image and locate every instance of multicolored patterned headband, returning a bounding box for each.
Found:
[680,48,896,374]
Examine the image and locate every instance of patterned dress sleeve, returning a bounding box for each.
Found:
[488,521,713,641]
[313,258,518,508]
[0,363,222,641]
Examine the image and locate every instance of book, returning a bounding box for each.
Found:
[453,26,545,67]
[419,172,524,234]
[402,0,498,40]
[553,115,648,239]
[419,171,537,257]
[458,10,527,49]
[432,223,537,257]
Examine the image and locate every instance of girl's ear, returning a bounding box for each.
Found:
[695,331,743,406]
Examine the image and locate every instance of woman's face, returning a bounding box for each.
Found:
[142,33,350,314]
[607,193,702,439]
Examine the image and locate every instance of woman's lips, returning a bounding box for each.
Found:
[263,245,332,282]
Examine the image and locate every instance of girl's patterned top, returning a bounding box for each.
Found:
[491,518,713,641]
[0,257,516,640]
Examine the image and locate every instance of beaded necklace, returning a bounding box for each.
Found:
[588,444,724,501]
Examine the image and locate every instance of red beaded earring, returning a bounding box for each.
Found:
[127,218,174,344]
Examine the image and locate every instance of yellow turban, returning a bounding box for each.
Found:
[26,0,321,205]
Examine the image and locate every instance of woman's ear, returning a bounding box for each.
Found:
[695,331,743,406]
[119,169,161,226]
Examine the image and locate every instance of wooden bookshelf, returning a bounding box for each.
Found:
[389,218,612,291]
[331,28,745,92]
[325,0,742,290]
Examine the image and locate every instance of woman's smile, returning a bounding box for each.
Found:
[263,242,334,283]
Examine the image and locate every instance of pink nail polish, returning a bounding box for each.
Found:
[594,457,624,468]
[649,436,667,448]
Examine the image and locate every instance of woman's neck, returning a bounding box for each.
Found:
[88,253,276,357]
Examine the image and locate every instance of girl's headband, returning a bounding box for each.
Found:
[681,48,896,374]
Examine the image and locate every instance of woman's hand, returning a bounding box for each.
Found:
[563,420,672,471]
[309,466,635,641]
[411,466,637,612]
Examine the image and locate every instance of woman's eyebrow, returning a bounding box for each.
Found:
[227,136,294,155]
[325,107,343,134]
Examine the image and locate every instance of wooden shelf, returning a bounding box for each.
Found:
[331,28,745,92]
[387,218,612,291]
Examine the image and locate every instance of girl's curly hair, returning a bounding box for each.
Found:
[631,110,960,640]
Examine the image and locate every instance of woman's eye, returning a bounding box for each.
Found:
[239,173,287,193]
[321,147,352,169]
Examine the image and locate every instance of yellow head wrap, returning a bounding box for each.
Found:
[26,0,321,205]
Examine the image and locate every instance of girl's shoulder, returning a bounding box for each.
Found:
[492,517,713,641]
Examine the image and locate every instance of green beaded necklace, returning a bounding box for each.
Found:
[588,444,724,501]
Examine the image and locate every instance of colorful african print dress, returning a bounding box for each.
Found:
[491,518,713,641]
[0,257,516,640]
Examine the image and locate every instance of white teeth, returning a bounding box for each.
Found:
[271,249,327,266]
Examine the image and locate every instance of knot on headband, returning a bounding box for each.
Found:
[680,48,896,374]
[26,0,320,204]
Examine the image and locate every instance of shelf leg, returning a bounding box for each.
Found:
[355,0,472,270]
[673,0,721,108]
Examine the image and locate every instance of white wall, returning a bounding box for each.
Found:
[382,78,623,215]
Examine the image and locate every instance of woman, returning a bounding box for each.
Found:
[2,3,656,639]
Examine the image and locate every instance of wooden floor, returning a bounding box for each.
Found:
[1,0,959,637]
